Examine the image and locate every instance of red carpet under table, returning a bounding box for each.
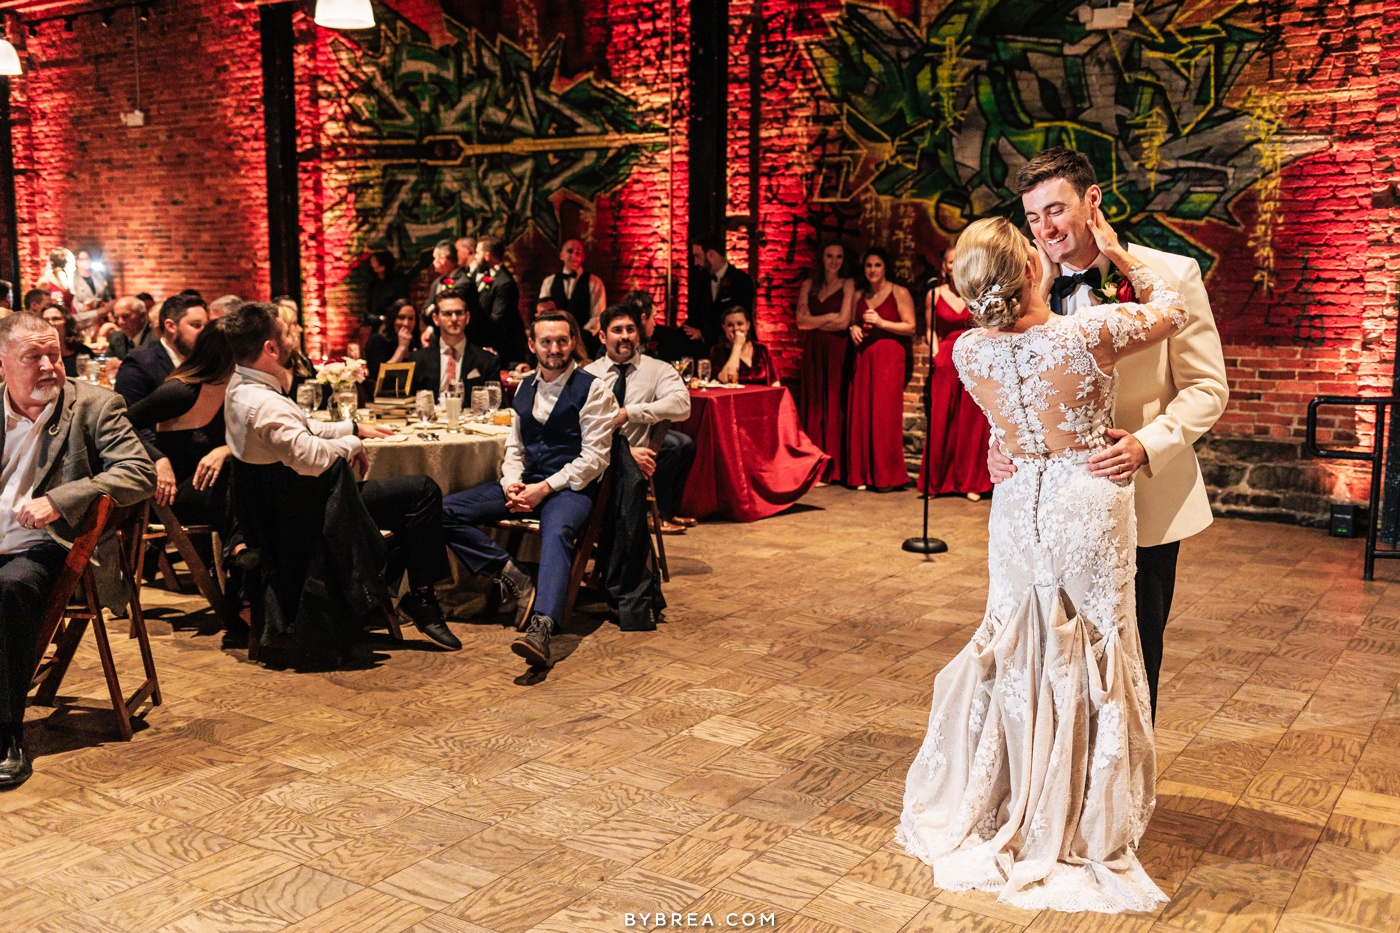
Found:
[680,385,830,522]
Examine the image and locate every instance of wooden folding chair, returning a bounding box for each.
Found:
[142,502,238,633]
[645,421,671,582]
[374,361,416,400]
[494,471,612,625]
[31,495,161,741]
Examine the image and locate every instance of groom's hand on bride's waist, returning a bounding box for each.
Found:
[1089,429,1147,480]
[987,442,1016,484]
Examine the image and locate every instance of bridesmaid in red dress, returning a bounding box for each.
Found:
[796,243,854,480]
[918,244,993,499]
[845,246,916,490]
[711,307,779,385]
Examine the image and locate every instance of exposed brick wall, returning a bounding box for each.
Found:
[7,3,268,303]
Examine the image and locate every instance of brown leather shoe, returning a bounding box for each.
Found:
[511,615,553,667]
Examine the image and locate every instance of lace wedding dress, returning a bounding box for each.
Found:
[896,264,1188,913]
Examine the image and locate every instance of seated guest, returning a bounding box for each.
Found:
[273,298,316,391]
[585,302,695,536]
[539,238,606,341]
[366,250,410,326]
[409,288,500,399]
[40,304,92,377]
[23,289,50,315]
[472,236,528,365]
[0,313,156,788]
[114,293,209,407]
[710,306,778,386]
[441,312,616,667]
[625,290,689,364]
[106,296,159,360]
[208,295,243,321]
[364,299,420,392]
[222,301,461,650]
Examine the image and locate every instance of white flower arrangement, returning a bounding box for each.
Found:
[314,358,368,391]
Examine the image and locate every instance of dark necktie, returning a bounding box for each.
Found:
[1049,267,1103,314]
[613,362,629,406]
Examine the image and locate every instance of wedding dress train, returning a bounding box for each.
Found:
[896,264,1188,913]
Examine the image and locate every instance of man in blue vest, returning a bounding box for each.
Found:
[440,312,617,667]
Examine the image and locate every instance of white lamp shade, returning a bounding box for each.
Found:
[0,39,21,77]
[314,0,375,30]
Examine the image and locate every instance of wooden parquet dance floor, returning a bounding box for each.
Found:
[4,485,1399,933]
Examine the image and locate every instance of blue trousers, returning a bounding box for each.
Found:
[441,482,595,624]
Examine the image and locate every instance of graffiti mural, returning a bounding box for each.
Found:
[804,1,1330,276]
[318,6,665,263]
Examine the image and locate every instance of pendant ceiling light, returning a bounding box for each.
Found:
[313,0,375,30]
[0,38,21,77]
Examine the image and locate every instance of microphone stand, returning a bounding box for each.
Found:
[904,275,948,556]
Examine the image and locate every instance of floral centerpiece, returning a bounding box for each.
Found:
[314,358,368,420]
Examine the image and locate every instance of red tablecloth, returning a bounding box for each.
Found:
[680,385,830,522]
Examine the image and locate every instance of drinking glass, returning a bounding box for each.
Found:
[471,387,490,422]
[697,359,712,383]
[484,379,502,412]
[85,357,103,384]
[443,380,465,432]
[296,382,318,417]
[414,389,436,425]
[678,357,693,379]
[335,387,358,423]
[76,354,91,381]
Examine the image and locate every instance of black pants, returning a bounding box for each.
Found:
[360,475,451,590]
[1135,541,1180,721]
[0,541,68,728]
[654,430,696,518]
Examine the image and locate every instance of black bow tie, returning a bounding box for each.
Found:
[561,272,577,280]
[711,273,721,284]
[1049,267,1103,314]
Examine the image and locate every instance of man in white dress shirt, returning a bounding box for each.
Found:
[991,147,1229,717]
[539,239,607,345]
[223,301,462,650]
[584,302,696,533]
[441,312,617,667]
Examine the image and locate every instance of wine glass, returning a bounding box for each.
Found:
[678,357,693,379]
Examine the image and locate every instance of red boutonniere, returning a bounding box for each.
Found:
[1092,271,1136,305]
[477,273,494,292]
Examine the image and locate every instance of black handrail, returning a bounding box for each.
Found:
[1305,395,1398,580]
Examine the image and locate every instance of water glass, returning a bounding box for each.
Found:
[697,359,712,383]
[484,380,502,412]
[85,357,103,384]
[471,386,490,422]
[296,382,318,417]
[414,389,436,425]
[76,354,91,381]
[335,387,358,422]
[443,380,465,432]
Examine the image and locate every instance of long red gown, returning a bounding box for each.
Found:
[798,287,848,479]
[918,293,993,495]
[844,291,909,488]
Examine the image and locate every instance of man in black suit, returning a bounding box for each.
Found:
[472,236,528,366]
[686,234,755,350]
[409,288,500,399]
[104,296,159,360]
[114,293,209,407]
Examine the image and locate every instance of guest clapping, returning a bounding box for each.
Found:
[710,307,778,386]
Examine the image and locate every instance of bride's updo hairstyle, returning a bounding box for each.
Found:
[953,217,1030,328]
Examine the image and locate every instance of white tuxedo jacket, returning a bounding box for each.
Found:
[1088,243,1228,547]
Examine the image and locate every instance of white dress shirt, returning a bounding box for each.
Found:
[584,353,691,447]
[500,362,616,493]
[540,271,607,328]
[160,338,184,369]
[225,366,361,477]
[0,393,58,554]
[1057,251,1115,316]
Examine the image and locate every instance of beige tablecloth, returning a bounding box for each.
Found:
[362,431,506,495]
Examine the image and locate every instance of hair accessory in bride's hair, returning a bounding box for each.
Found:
[967,283,1006,319]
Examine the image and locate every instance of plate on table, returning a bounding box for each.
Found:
[464,422,512,437]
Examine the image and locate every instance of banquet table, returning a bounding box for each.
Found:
[361,425,507,495]
[679,385,830,522]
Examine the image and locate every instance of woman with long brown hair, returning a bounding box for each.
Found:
[796,242,854,479]
[844,246,915,489]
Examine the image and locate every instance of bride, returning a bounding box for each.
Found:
[896,212,1187,913]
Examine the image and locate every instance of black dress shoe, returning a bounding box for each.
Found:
[221,617,251,650]
[0,732,33,790]
[399,590,462,650]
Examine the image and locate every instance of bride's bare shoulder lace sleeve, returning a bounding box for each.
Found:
[1073,264,1188,367]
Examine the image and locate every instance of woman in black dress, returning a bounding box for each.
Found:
[363,299,421,393]
[41,304,92,377]
[127,320,236,528]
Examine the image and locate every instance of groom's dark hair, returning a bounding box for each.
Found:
[1015,147,1097,198]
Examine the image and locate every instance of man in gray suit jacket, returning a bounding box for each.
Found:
[0,313,155,789]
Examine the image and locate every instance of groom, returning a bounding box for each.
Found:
[991,147,1229,719]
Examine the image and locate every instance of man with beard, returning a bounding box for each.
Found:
[114,293,209,407]
[223,302,462,651]
[440,313,617,667]
[0,313,156,788]
[472,236,528,366]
